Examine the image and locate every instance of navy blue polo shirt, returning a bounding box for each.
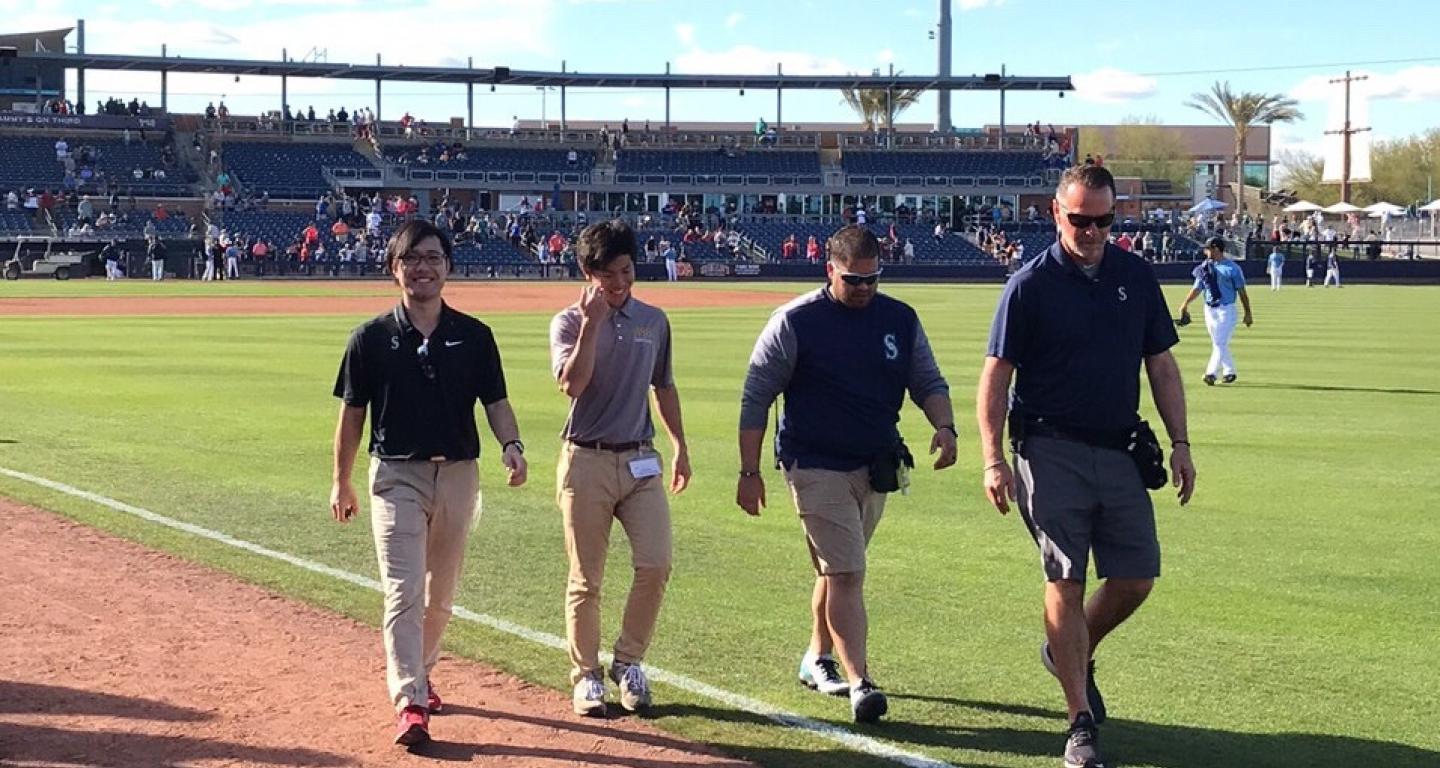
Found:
[987,241,1178,433]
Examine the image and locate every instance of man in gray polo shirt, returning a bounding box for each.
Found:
[551,219,692,717]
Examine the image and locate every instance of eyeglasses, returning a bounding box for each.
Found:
[839,268,883,286]
[399,252,446,268]
[416,338,436,381]
[1057,204,1116,230]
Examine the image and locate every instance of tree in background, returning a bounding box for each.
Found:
[1277,129,1440,208]
[1186,81,1302,222]
[840,83,926,133]
[1077,116,1194,191]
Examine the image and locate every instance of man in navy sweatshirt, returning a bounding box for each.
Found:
[736,225,957,724]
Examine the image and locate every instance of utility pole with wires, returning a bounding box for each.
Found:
[1325,70,1370,204]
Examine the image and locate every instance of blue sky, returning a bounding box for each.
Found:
[9,0,1439,158]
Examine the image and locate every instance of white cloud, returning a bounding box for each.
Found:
[1290,67,1440,103]
[724,12,743,28]
[676,23,695,46]
[1071,67,1158,104]
[902,6,925,17]
[958,0,1007,9]
[876,49,895,64]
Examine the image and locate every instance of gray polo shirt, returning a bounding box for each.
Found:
[550,296,674,443]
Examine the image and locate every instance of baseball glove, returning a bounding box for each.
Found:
[1175,309,1192,327]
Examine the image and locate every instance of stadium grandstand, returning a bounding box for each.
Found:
[7,21,1423,282]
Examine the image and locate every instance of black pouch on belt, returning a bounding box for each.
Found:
[868,441,915,494]
[1126,421,1168,490]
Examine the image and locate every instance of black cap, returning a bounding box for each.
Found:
[1204,236,1225,250]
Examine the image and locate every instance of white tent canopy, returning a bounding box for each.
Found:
[1283,200,1324,213]
[1420,199,1440,212]
[1188,198,1228,214]
[1321,201,1364,214]
[1363,202,1405,215]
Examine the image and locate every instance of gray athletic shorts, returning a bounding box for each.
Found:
[1014,436,1161,582]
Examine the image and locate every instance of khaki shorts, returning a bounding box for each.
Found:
[784,466,886,575]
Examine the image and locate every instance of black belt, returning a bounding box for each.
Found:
[568,439,649,453]
[1024,420,1131,451]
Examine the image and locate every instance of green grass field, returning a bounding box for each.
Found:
[1,280,1437,768]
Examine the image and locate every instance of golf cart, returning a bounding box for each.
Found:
[3,236,93,280]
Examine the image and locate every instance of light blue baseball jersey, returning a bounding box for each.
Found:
[1192,258,1246,307]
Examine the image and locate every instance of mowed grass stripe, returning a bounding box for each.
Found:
[0,282,1436,768]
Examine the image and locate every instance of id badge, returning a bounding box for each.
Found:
[628,455,662,479]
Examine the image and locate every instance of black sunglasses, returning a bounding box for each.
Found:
[1062,210,1116,230]
[416,338,436,381]
[839,268,883,286]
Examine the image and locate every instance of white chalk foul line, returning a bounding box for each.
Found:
[0,466,956,768]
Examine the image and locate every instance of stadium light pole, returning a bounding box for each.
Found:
[560,59,567,130]
[161,44,169,113]
[374,53,382,122]
[664,61,671,130]
[466,56,473,138]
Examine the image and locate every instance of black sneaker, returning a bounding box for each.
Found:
[1064,712,1106,768]
[849,679,888,724]
[1222,374,1237,384]
[1203,374,1217,386]
[1040,643,1107,725]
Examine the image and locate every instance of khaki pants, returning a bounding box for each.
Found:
[369,458,481,711]
[784,466,886,575]
[557,444,672,685]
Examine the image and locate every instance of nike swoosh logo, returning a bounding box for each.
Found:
[444,340,464,347]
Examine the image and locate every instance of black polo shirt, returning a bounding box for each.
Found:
[333,302,507,460]
[987,241,1178,433]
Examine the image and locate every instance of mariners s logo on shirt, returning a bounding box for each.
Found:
[883,333,899,360]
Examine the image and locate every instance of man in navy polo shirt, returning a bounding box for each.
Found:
[976,165,1196,768]
[737,225,957,724]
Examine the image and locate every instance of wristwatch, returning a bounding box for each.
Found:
[502,439,525,455]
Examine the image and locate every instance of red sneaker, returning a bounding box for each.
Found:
[394,705,430,746]
[426,680,443,714]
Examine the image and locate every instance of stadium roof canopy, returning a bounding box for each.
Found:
[16,51,1073,92]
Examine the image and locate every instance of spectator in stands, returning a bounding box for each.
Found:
[855,205,867,226]
[644,235,659,263]
[251,238,269,277]
[4,190,15,210]
[307,105,316,121]
[567,149,579,168]
[367,208,384,239]
[782,235,798,260]
[806,235,821,263]
[77,195,94,224]
[205,102,217,120]
[903,238,915,265]
[333,218,352,244]
[55,137,69,161]
[1115,231,1133,253]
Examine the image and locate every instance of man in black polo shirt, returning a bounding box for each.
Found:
[330,220,528,748]
[976,166,1196,768]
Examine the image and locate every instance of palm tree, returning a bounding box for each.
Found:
[1186,81,1302,225]
[841,82,926,134]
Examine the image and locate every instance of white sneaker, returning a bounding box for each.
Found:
[798,652,850,696]
[609,661,653,712]
[572,673,607,717]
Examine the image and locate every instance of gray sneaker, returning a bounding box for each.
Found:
[1064,711,1107,768]
[609,661,653,712]
[572,673,607,717]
